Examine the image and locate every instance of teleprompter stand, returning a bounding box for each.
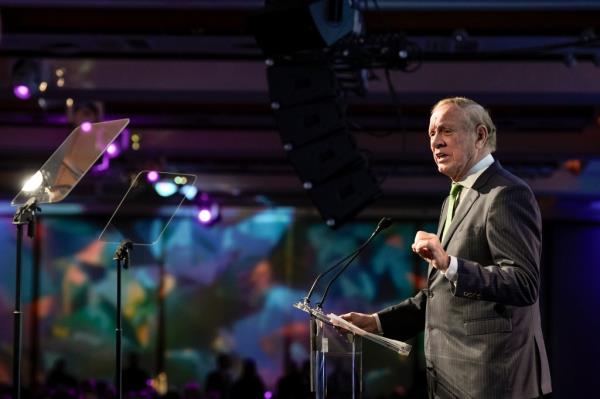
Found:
[99,171,197,399]
[113,239,133,398]
[12,198,40,399]
[10,119,130,399]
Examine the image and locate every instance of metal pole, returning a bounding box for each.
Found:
[116,258,123,399]
[12,224,24,399]
[29,220,42,391]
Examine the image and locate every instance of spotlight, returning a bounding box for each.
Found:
[13,85,31,100]
[154,181,178,197]
[22,171,44,193]
[106,143,120,158]
[180,184,198,200]
[197,208,213,223]
[250,0,356,56]
[146,171,159,183]
[81,121,92,133]
[11,59,41,100]
[196,194,220,226]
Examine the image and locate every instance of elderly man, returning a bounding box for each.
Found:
[342,97,552,399]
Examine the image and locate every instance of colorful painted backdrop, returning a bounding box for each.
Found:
[0,207,434,395]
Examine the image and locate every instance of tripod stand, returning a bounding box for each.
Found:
[12,198,40,399]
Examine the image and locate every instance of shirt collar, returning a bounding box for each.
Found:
[456,153,494,189]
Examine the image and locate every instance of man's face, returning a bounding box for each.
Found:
[428,103,484,181]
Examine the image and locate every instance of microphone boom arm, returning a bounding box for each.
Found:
[311,217,393,309]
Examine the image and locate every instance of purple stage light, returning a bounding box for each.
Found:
[196,199,220,226]
[13,85,31,100]
[264,391,273,399]
[197,209,213,224]
[147,171,159,183]
[106,143,120,158]
[81,121,92,133]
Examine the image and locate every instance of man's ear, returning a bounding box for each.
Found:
[475,124,488,149]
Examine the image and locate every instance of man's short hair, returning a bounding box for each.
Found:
[432,97,497,152]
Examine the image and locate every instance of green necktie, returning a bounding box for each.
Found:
[442,183,463,239]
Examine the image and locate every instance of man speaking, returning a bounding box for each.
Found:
[342,97,552,399]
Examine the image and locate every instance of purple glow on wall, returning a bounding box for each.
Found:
[92,153,110,173]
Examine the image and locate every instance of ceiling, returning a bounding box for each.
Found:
[1,1,600,220]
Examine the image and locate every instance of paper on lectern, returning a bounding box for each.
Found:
[328,313,412,356]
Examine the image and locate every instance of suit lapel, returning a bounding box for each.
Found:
[428,161,502,282]
[430,197,450,280]
[429,190,479,282]
[439,161,502,248]
[440,188,479,248]
[436,197,448,238]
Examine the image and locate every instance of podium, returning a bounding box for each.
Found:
[313,317,363,399]
[294,218,411,398]
[295,301,411,399]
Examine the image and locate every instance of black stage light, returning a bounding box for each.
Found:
[250,0,355,56]
[11,59,41,100]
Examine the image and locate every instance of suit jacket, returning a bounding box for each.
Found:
[377,161,552,399]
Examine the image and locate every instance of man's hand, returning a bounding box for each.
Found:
[412,230,449,272]
[339,312,378,333]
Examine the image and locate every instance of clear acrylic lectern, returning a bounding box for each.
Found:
[294,301,411,399]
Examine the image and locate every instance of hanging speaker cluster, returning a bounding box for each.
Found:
[267,62,382,228]
[251,1,380,227]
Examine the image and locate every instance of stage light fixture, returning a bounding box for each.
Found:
[81,121,92,133]
[11,59,41,100]
[154,181,178,198]
[180,184,198,200]
[196,203,220,225]
[106,143,120,158]
[250,0,356,56]
[22,171,43,193]
[196,194,220,226]
[13,85,31,100]
[146,171,160,183]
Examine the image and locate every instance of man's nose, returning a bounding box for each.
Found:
[431,134,444,148]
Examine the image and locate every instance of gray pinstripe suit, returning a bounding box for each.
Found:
[378,161,552,399]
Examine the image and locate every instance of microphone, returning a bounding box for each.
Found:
[304,217,393,309]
